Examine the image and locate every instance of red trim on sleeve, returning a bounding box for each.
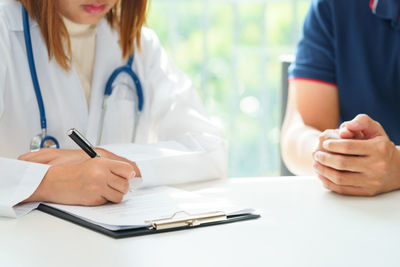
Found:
[369,0,374,11]
[289,77,337,87]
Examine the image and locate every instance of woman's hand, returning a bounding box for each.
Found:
[313,114,400,196]
[24,157,135,205]
[19,148,88,165]
[19,148,142,177]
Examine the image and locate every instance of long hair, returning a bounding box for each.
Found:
[17,0,148,70]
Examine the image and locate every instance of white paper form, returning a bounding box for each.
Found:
[43,186,253,231]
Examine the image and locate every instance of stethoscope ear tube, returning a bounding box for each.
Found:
[22,7,48,132]
[104,55,144,111]
[23,6,60,151]
[97,56,144,145]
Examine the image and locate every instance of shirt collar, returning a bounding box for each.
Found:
[370,0,400,21]
[62,16,97,38]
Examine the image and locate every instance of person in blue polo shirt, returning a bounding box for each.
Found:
[281,0,400,196]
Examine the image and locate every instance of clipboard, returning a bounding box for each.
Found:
[37,204,260,239]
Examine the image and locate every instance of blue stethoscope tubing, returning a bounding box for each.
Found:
[105,56,144,111]
[22,6,59,149]
[21,6,144,150]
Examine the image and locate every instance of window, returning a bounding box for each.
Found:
[148,0,310,177]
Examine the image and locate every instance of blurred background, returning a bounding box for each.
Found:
[147,0,310,177]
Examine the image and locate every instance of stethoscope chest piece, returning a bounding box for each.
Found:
[30,130,60,152]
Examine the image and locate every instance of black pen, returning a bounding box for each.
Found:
[67,128,99,158]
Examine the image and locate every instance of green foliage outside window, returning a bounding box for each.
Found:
[148,0,310,177]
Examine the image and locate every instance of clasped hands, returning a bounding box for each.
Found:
[18,147,140,205]
[313,114,400,196]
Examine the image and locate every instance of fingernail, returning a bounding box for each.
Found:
[129,171,136,179]
[314,152,320,161]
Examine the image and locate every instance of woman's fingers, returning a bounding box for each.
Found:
[19,150,42,160]
[108,160,135,180]
[26,157,137,205]
[107,174,130,194]
[102,186,125,203]
[105,160,135,196]
[18,149,57,163]
[19,149,89,165]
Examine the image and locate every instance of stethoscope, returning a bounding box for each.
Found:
[22,7,144,151]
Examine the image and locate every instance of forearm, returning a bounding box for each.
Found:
[281,123,320,175]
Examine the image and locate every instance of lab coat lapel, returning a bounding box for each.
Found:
[30,24,89,148]
[86,20,124,144]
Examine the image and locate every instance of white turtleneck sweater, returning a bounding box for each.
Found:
[63,16,97,106]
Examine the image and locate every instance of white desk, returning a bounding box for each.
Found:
[1,176,400,267]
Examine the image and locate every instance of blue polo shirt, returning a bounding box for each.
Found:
[290,0,400,144]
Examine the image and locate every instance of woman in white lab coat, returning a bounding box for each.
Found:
[0,0,227,217]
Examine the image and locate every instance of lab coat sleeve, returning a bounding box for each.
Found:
[0,14,50,218]
[0,11,7,118]
[0,158,50,218]
[0,63,4,117]
[100,28,228,187]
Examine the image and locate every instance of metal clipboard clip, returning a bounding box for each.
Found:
[146,210,227,230]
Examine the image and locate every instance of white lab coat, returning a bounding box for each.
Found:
[0,2,227,218]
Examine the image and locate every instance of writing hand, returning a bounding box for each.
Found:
[19,148,88,165]
[24,157,135,205]
[19,148,143,177]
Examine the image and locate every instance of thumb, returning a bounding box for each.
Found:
[340,114,386,139]
[339,123,363,139]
